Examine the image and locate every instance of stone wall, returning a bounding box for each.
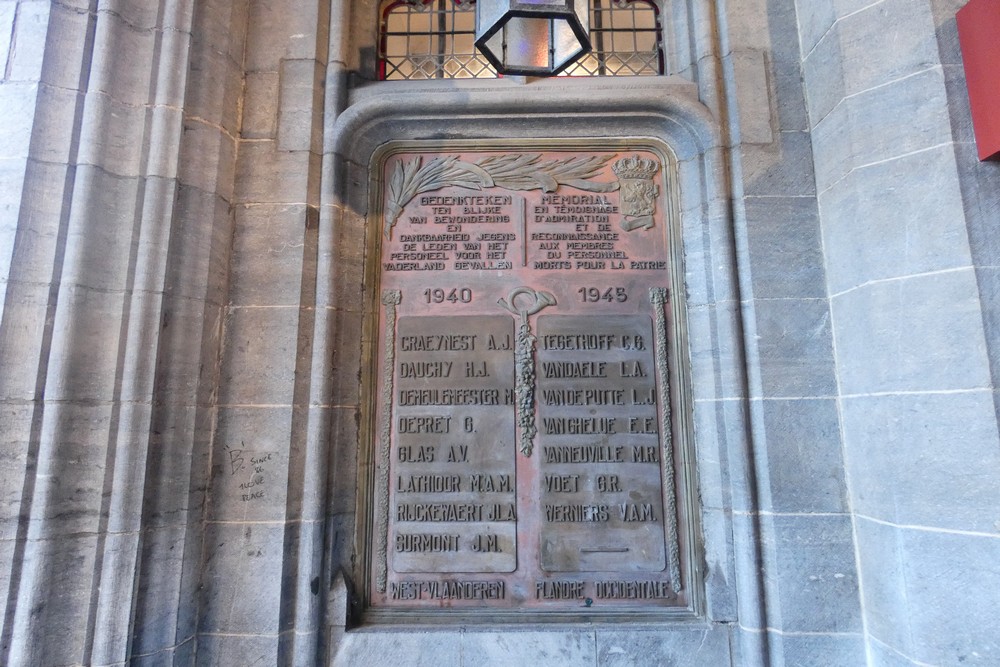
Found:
[799,0,1000,664]
[0,0,997,665]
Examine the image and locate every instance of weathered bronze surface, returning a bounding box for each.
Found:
[364,143,696,617]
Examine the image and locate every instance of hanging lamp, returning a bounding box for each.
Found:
[475,0,591,76]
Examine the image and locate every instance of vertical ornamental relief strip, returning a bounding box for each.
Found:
[376,289,401,593]
[650,286,681,592]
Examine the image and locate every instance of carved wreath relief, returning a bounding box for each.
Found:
[368,145,693,617]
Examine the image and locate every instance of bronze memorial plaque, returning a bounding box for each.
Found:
[361,141,698,620]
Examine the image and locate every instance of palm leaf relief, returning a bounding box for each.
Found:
[384,154,624,238]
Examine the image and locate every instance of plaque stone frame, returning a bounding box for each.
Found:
[354,138,702,625]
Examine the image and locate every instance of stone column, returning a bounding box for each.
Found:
[800,0,1000,663]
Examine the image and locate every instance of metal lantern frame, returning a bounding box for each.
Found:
[475,0,592,76]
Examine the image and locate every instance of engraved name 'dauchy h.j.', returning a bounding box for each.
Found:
[359,142,699,621]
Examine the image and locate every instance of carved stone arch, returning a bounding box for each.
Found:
[319,76,766,663]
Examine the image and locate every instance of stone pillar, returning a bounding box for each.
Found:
[0,0,247,663]
[800,0,1000,663]
[713,0,864,663]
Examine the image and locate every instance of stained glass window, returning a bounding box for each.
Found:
[379,0,665,80]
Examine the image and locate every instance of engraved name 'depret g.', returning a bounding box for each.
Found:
[362,143,697,618]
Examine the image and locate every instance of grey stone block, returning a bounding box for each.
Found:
[832,269,991,395]
[741,130,818,197]
[97,0,161,32]
[244,0,322,71]
[768,631,867,667]
[191,0,249,65]
[27,83,82,165]
[183,38,242,135]
[77,92,146,177]
[176,121,236,204]
[0,280,51,401]
[687,301,747,402]
[836,0,940,96]
[819,145,973,296]
[762,0,804,64]
[234,140,318,206]
[278,59,324,153]
[7,534,98,666]
[0,537,13,634]
[196,633,280,667]
[218,306,302,406]
[167,185,232,306]
[743,195,826,299]
[242,70,280,139]
[795,0,836,57]
[154,297,224,401]
[145,106,185,179]
[931,0,965,66]
[0,4,15,74]
[276,518,324,632]
[328,308,364,407]
[682,203,741,308]
[45,286,125,402]
[596,625,731,666]
[723,0,772,52]
[153,26,192,109]
[29,404,114,534]
[854,517,912,657]
[842,391,1000,533]
[89,11,157,107]
[692,397,747,512]
[772,57,809,132]
[327,407,358,513]
[131,640,196,667]
[0,157,26,286]
[761,513,862,633]
[867,637,922,667]
[976,267,1000,388]
[7,1,49,82]
[731,48,775,145]
[229,204,310,307]
[123,176,176,303]
[0,82,38,159]
[198,522,285,634]
[61,166,140,291]
[89,530,142,664]
[944,74,977,152]
[801,22,845,127]
[701,507,739,621]
[324,511,354,585]
[322,202,367,313]
[5,159,71,285]
[810,101,851,192]
[846,67,953,169]
[833,0,878,18]
[758,397,847,513]
[900,527,1000,665]
[331,631,464,667]
[464,630,595,666]
[141,405,209,528]
[0,403,31,535]
[36,1,92,90]
[753,297,837,397]
[210,406,292,522]
[955,141,1000,268]
[289,406,332,523]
